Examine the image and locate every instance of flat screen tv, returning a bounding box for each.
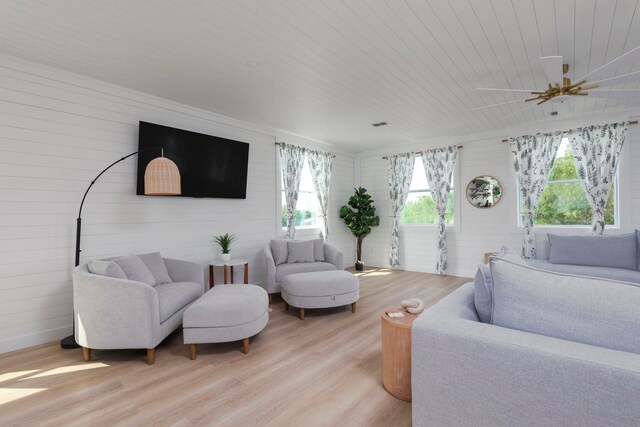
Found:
[136,121,250,199]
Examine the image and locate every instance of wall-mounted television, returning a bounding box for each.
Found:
[136,121,250,199]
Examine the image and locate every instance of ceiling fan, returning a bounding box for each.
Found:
[474,44,640,117]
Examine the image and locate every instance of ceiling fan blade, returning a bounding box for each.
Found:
[498,104,535,121]
[584,90,640,99]
[589,70,640,88]
[468,98,531,111]
[539,56,563,85]
[476,88,538,93]
[579,45,640,82]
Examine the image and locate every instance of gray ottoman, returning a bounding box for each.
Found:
[183,284,269,358]
[281,270,359,320]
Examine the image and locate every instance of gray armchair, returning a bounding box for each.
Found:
[73,256,204,364]
[261,240,344,302]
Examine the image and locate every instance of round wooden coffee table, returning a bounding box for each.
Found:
[381,306,418,402]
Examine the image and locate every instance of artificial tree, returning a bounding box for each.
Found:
[339,187,380,271]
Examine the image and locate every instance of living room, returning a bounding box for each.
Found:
[1,1,640,426]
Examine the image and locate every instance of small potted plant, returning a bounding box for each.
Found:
[213,233,236,261]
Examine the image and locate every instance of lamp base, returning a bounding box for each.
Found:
[60,335,79,349]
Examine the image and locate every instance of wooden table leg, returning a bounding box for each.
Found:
[209,266,214,288]
[244,263,249,284]
[231,266,234,284]
[223,265,228,284]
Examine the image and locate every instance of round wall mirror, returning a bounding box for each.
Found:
[466,176,502,208]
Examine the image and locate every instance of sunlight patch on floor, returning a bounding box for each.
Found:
[25,362,109,379]
[0,370,39,383]
[0,388,46,405]
[354,269,392,277]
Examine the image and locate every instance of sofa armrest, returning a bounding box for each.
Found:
[73,268,160,349]
[164,258,204,286]
[261,244,276,293]
[412,283,640,427]
[324,242,344,270]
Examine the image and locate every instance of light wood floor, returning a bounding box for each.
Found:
[0,268,468,427]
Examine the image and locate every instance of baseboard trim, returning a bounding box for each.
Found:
[0,325,70,355]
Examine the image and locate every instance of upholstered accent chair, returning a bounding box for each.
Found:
[73,253,204,364]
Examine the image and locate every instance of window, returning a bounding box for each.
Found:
[281,160,320,228]
[519,137,617,226]
[401,158,454,225]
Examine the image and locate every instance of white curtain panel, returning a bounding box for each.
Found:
[387,153,415,268]
[278,142,306,239]
[567,122,627,235]
[307,148,333,240]
[420,145,458,274]
[509,132,563,259]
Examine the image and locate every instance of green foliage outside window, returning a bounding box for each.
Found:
[282,206,312,227]
[525,148,615,225]
[401,192,454,225]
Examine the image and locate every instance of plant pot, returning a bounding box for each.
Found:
[221,253,231,262]
[355,261,364,271]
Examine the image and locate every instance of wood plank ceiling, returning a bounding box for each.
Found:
[0,0,639,151]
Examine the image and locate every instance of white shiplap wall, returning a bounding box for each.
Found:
[358,113,640,279]
[0,55,355,354]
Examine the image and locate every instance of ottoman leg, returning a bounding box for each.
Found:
[351,302,357,313]
[242,338,249,354]
[299,308,305,320]
[189,344,197,360]
[82,347,91,362]
[284,302,289,311]
[147,348,155,365]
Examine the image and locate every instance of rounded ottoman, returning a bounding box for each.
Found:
[281,270,359,320]
[183,284,269,358]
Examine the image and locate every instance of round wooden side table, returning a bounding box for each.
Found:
[381,306,418,402]
[208,258,248,288]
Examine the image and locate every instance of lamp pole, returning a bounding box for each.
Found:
[60,147,161,349]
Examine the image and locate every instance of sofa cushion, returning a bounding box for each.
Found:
[155,281,203,323]
[491,257,640,355]
[287,240,315,263]
[138,252,172,285]
[87,260,127,280]
[548,233,637,270]
[183,284,268,328]
[270,239,288,265]
[526,259,640,286]
[473,264,492,323]
[313,239,325,262]
[281,270,358,297]
[114,255,156,286]
[276,262,336,283]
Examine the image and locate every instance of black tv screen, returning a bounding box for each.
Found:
[136,121,250,199]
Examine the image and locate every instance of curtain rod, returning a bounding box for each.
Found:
[500,120,638,143]
[274,141,336,158]
[381,145,463,160]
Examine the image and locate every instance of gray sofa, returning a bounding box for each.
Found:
[412,250,640,427]
[260,238,344,300]
[73,253,204,364]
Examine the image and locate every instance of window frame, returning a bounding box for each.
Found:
[399,156,461,232]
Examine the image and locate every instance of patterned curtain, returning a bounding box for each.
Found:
[509,132,563,259]
[307,149,333,240]
[387,153,415,268]
[278,142,306,239]
[566,122,627,235]
[420,145,458,274]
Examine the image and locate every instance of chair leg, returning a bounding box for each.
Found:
[351,302,357,313]
[284,302,289,311]
[242,338,249,354]
[299,308,305,320]
[82,347,91,362]
[269,294,273,304]
[189,344,197,360]
[147,348,155,365]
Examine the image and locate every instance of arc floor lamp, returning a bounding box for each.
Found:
[60,147,181,349]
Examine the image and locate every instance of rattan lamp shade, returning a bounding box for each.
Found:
[144,157,181,195]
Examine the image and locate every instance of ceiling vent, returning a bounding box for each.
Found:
[372,121,388,127]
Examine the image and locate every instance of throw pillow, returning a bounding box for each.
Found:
[87,260,127,280]
[313,238,325,262]
[491,256,640,355]
[114,255,156,286]
[271,239,289,265]
[473,264,492,324]
[548,233,637,270]
[287,240,315,263]
[138,252,172,285]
